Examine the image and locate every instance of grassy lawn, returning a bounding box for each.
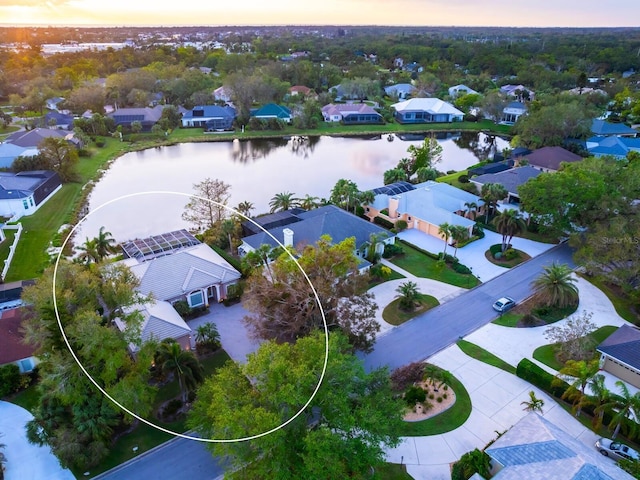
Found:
[532,325,618,371]
[485,244,531,268]
[0,228,16,269]
[579,273,640,326]
[492,311,524,327]
[6,138,129,281]
[375,463,413,479]
[456,339,517,374]
[382,294,440,326]
[398,365,471,436]
[6,383,41,412]
[389,241,479,288]
[366,268,405,290]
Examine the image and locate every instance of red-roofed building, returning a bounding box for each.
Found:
[288,85,317,98]
[0,308,38,373]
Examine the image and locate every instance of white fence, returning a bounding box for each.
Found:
[2,223,23,281]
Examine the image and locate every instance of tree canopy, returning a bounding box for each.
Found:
[187,331,403,480]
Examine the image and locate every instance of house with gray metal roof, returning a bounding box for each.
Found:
[392,98,464,124]
[107,105,164,131]
[238,205,395,270]
[366,180,483,240]
[120,233,241,308]
[586,136,640,159]
[591,119,637,137]
[470,166,542,204]
[524,146,582,172]
[384,83,416,100]
[486,413,632,479]
[597,324,640,389]
[181,105,236,131]
[0,170,62,221]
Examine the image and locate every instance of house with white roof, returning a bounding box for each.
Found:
[321,103,383,124]
[384,83,416,100]
[448,84,478,98]
[502,101,527,124]
[499,84,535,101]
[365,181,483,239]
[391,98,464,124]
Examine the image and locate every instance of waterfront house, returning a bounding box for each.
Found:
[181,105,236,131]
[391,98,464,124]
[321,103,383,124]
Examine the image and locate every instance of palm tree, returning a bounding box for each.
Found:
[492,209,526,253]
[77,237,99,264]
[600,381,640,439]
[521,390,545,413]
[450,225,469,257]
[531,262,579,308]
[555,359,600,417]
[396,280,420,311]
[588,374,612,429]
[438,223,453,256]
[299,194,319,211]
[156,340,205,403]
[365,232,386,263]
[94,226,117,260]
[269,192,299,213]
[235,201,254,218]
[195,323,220,349]
[358,190,375,213]
[480,182,507,223]
[464,201,478,220]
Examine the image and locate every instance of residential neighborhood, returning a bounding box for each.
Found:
[0,18,640,480]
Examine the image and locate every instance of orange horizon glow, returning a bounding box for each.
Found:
[1,0,640,28]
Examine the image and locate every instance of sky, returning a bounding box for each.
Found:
[1,0,639,28]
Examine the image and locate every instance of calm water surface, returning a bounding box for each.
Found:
[76,132,508,243]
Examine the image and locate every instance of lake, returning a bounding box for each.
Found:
[75,131,508,244]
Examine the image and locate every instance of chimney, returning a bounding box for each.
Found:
[283,228,294,248]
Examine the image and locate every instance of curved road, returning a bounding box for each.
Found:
[361,242,576,372]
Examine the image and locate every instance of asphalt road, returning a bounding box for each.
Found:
[94,435,225,480]
[361,242,576,372]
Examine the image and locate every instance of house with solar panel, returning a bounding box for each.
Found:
[114,230,242,350]
[107,105,164,131]
[364,181,483,240]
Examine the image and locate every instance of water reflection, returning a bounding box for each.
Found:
[77,132,508,243]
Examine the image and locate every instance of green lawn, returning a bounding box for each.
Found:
[456,339,517,374]
[579,274,640,326]
[0,229,17,270]
[532,325,618,371]
[389,241,479,288]
[492,311,524,327]
[6,138,130,281]
[382,294,440,326]
[366,268,405,290]
[398,365,471,436]
[374,463,413,479]
[6,383,41,412]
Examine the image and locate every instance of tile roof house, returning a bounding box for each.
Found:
[251,103,292,123]
[524,146,582,172]
[591,119,637,137]
[0,170,62,221]
[448,84,479,98]
[586,136,640,159]
[321,103,383,124]
[181,105,236,131]
[486,413,633,479]
[116,300,193,352]
[597,324,640,389]
[288,85,316,98]
[238,205,395,271]
[119,230,242,308]
[213,86,231,103]
[384,83,417,100]
[499,84,535,101]
[470,166,542,204]
[0,308,38,373]
[107,105,164,131]
[366,180,483,240]
[502,101,527,125]
[391,98,464,124]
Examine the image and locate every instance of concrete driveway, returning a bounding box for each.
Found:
[0,401,75,480]
[398,228,556,282]
[384,345,601,480]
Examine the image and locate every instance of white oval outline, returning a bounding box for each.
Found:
[53,190,329,443]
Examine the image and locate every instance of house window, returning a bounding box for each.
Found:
[408,216,412,221]
[19,358,34,373]
[29,197,34,206]
[188,290,204,308]
[23,199,29,209]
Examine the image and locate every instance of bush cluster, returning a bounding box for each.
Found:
[382,243,404,258]
[390,362,425,392]
[404,385,427,406]
[373,216,395,229]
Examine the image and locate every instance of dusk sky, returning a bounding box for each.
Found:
[1,0,640,28]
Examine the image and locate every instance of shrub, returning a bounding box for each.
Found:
[521,313,539,326]
[395,219,408,231]
[494,251,503,260]
[382,243,404,258]
[458,174,469,183]
[0,364,21,397]
[436,396,443,403]
[452,263,471,274]
[533,305,551,317]
[370,264,392,280]
[428,393,435,400]
[504,248,518,260]
[516,358,569,398]
[443,393,448,399]
[451,449,491,480]
[172,300,190,317]
[472,224,485,239]
[390,362,425,392]
[404,385,427,406]
[163,398,183,417]
[94,139,105,147]
[373,216,395,229]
